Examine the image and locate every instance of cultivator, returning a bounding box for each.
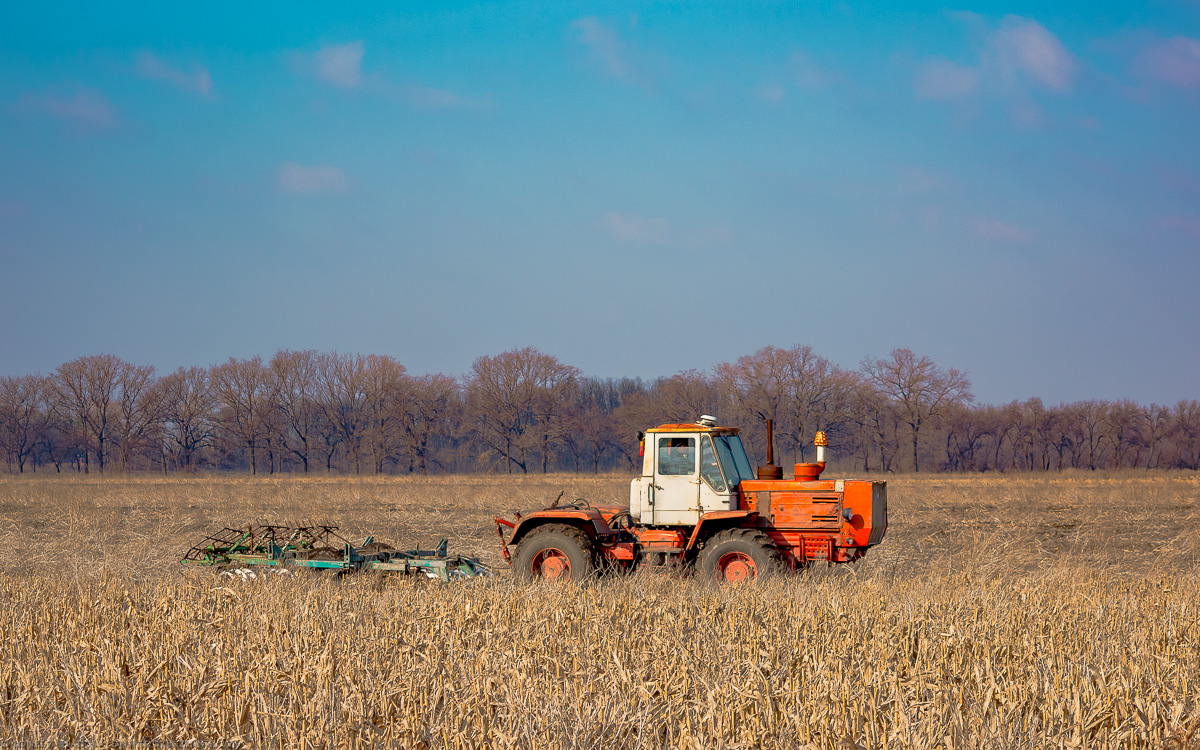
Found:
[182,525,489,581]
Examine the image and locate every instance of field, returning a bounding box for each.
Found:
[0,472,1198,749]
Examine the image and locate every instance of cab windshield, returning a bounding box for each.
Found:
[712,434,755,487]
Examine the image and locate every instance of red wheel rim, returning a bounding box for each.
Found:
[531,548,571,580]
[716,552,757,583]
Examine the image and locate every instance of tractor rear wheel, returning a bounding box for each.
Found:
[513,524,594,581]
[698,529,783,584]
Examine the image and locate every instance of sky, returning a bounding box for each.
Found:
[1,1,1198,406]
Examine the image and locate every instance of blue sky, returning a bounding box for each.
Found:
[1,1,1198,405]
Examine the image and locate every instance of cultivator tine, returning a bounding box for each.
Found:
[181,524,489,580]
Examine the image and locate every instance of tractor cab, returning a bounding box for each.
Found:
[630,415,756,525]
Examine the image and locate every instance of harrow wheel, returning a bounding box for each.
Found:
[698,529,783,584]
[514,524,593,581]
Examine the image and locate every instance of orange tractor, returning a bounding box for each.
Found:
[495,416,887,582]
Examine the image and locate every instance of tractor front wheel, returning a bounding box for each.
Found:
[698,529,783,584]
[513,524,594,581]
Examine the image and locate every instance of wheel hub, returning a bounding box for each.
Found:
[717,552,757,583]
[533,549,571,580]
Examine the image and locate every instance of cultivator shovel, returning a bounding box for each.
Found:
[182,525,489,582]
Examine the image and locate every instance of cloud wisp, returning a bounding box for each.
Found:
[914,15,1076,124]
[572,17,633,81]
[294,41,485,110]
[601,212,734,248]
[387,82,492,111]
[12,87,117,131]
[992,17,1076,92]
[312,41,364,88]
[1135,36,1200,90]
[135,52,213,95]
[277,163,351,195]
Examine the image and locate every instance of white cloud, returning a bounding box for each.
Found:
[13,87,117,130]
[135,52,212,95]
[993,16,1075,92]
[914,16,1075,126]
[294,41,485,111]
[914,59,979,101]
[974,217,1034,243]
[572,17,633,81]
[313,41,364,88]
[1136,36,1200,89]
[603,213,668,244]
[277,163,351,194]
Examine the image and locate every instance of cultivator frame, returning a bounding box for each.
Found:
[182,525,489,582]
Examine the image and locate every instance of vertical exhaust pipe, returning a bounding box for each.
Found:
[756,413,783,480]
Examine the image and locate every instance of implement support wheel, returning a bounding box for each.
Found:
[698,528,783,584]
[513,524,594,581]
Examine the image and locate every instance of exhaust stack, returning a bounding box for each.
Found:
[756,416,783,480]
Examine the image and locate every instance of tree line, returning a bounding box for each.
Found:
[2,346,1198,475]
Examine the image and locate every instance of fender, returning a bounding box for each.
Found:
[684,510,758,552]
[494,508,617,560]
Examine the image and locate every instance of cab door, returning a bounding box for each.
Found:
[652,434,702,525]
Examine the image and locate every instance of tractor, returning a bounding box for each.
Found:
[495,415,887,582]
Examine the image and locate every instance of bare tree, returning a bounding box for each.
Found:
[399,373,460,474]
[363,354,407,474]
[1006,399,1046,471]
[466,347,580,473]
[861,348,972,472]
[0,374,52,472]
[942,403,991,472]
[269,350,321,473]
[849,382,904,472]
[158,366,216,470]
[1170,401,1200,470]
[1143,404,1171,469]
[112,362,160,472]
[211,356,273,474]
[315,352,374,474]
[615,372,718,438]
[53,355,127,473]
[1063,401,1110,470]
[715,345,863,464]
[1105,400,1147,469]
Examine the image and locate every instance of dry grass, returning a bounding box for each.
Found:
[0,471,1198,748]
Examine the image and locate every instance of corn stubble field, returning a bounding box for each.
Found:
[0,472,1198,749]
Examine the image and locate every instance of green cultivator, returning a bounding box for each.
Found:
[182,525,490,582]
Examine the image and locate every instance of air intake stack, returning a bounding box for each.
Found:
[794,431,828,481]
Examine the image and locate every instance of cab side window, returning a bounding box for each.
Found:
[700,435,727,492]
[657,437,696,475]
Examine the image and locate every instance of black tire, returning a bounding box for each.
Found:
[697,528,784,584]
[513,524,594,581]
